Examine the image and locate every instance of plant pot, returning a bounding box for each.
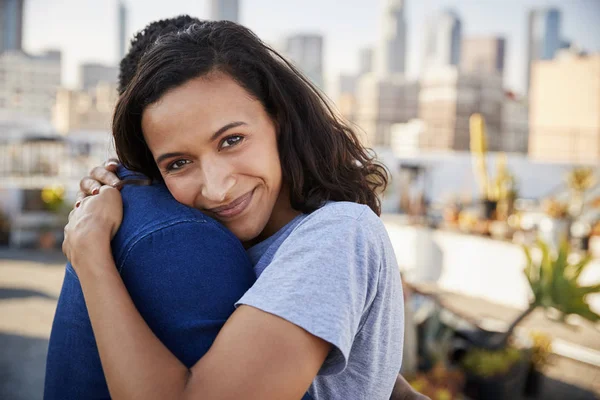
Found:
[523,362,544,397]
[482,199,497,220]
[463,356,529,400]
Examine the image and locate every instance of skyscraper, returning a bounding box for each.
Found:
[461,36,506,75]
[284,34,324,89]
[423,10,462,70]
[118,1,127,60]
[210,0,239,23]
[358,47,373,75]
[375,0,406,76]
[418,67,504,152]
[529,53,600,163]
[0,50,61,120]
[80,63,119,90]
[0,0,24,53]
[527,8,561,92]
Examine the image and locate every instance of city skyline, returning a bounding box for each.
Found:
[20,0,600,95]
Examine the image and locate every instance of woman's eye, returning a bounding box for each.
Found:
[167,159,190,171]
[220,135,244,149]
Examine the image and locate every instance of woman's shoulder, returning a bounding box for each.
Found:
[302,201,384,231]
[286,201,387,250]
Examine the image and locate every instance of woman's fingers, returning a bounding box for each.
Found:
[79,167,120,196]
[91,165,121,187]
[80,176,102,196]
[78,159,122,198]
[104,158,120,172]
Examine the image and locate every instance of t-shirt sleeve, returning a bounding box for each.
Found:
[235,207,383,375]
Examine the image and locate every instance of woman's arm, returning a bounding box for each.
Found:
[389,374,431,400]
[64,186,330,400]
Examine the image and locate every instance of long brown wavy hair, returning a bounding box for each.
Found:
[113,20,388,215]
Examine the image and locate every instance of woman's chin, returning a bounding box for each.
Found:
[227,221,263,244]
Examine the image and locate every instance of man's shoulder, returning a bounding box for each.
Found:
[112,182,237,265]
[116,182,204,233]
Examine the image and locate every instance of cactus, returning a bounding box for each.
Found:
[470,114,491,200]
[469,114,517,214]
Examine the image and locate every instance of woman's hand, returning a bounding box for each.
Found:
[76,158,122,206]
[63,185,123,273]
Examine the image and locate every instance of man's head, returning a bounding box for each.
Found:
[118,15,201,94]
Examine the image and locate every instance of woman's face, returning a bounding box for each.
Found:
[141,72,296,243]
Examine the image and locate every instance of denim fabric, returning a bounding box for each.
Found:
[44,172,256,399]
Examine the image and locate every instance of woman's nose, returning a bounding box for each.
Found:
[199,162,236,204]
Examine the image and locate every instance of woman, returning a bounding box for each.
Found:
[64,20,404,399]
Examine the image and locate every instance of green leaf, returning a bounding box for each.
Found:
[576,283,600,297]
[521,239,599,326]
[550,242,568,303]
[568,255,593,280]
[570,304,600,323]
[523,252,532,281]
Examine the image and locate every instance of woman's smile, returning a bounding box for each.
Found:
[207,187,256,220]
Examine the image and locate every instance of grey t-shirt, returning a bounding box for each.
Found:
[236,201,404,400]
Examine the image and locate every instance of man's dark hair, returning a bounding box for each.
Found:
[113,21,388,215]
[118,15,201,94]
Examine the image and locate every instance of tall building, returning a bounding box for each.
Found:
[352,0,410,147]
[210,0,239,23]
[118,1,127,60]
[375,0,406,76]
[0,50,61,120]
[80,63,118,90]
[354,75,419,146]
[461,36,506,75]
[529,52,600,163]
[527,8,561,92]
[423,10,462,71]
[418,66,504,152]
[336,48,374,124]
[0,0,24,53]
[284,34,324,89]
[53,82,118,134]
[358,47,373,75]
[501,91,529,153]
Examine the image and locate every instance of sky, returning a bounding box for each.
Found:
[22,0,600,95]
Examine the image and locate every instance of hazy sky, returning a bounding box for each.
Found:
[23,0,600,95]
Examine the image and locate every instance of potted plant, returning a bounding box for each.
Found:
[37,185,70,250]
[461,345,527,400]
[565,167,596,219]
[478,239,600,349]
[409,363,465,400]
[456,239,600,399]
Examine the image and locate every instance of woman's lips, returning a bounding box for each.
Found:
[209,189,255,219]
